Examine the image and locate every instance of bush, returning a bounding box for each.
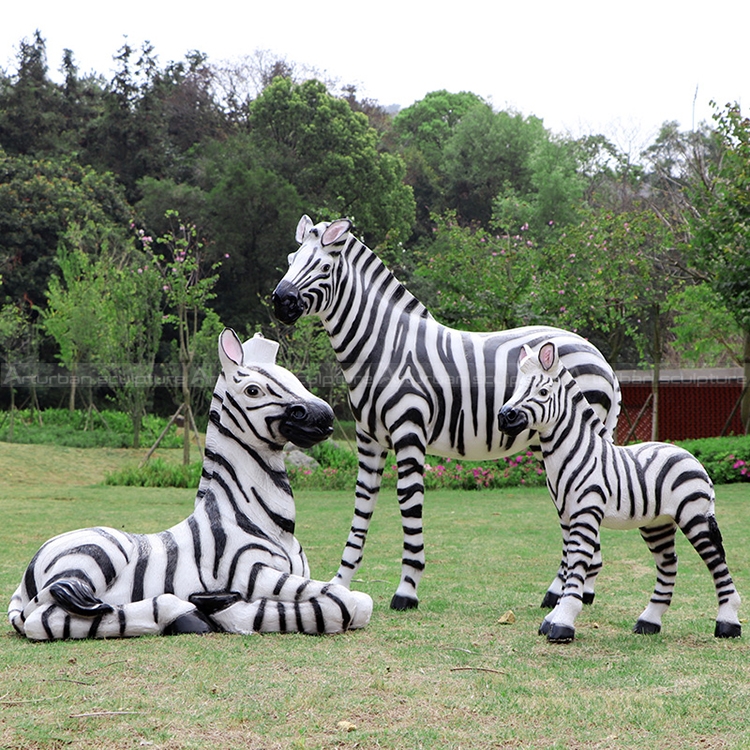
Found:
[675,434,750,485]
[0,408,183,449]
[105,458,203,488]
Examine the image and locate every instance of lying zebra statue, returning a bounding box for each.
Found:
[498,341,742,643]
[8,328,373,640]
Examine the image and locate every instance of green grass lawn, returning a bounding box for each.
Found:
[1,442,749,749]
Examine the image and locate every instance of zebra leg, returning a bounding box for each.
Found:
[206,567,373,633]
[681,513,741,638]
[541,518,601,643]
[541,529,600,608]
[22,584,213,640]
[331,432,387,589]
[633,522,678,634]
[389,427,428,611]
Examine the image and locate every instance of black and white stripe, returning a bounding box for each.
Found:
[8,328,372,640]
[272,215,622,610]
[498,341,741,642]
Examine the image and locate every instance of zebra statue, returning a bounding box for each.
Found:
[8,328,373,640]
[272,215,621,611]
[498,341,742,643]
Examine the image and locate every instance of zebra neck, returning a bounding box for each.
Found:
[539,373,611,481]
[322,239,432,363]
[201,441,294,514]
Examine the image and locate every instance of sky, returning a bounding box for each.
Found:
[2,0,748,153]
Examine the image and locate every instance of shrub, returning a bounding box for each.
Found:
[105,458,202,488]
[0,408,183,449]
[675,434,750,484]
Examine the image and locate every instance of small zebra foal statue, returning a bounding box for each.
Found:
[498,341,741,643]
[273,215,621,611]
[8,329,373,640]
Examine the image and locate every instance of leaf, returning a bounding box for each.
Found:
[497,610,516,625]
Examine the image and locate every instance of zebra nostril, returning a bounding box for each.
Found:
[289,405,307,421]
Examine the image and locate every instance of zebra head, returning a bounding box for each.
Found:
[272,215,352,324]
[498,342,562,437]
[217,328,334,450]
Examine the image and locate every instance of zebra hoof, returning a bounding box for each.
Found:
[390,594,419,611]
[538,619,552,636]
[546,624,575,643]
[49,579,114,617]
[633,619,661,635]
[540,591,560,609]
[189,591,242,615]
[164,609,219,635]
[715,621,742,638]
[582,592,596,605]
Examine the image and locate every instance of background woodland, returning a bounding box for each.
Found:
[1,33,748,439]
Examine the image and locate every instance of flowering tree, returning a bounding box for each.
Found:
[144,211,222,464]
[413,212,531,331]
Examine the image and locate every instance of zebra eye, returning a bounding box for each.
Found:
[321,263,331,273]
[539,388,549,397]
[245,384,262,398]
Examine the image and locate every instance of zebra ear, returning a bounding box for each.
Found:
[296,215,314,244]
[539,342,557,372]
[321,219,352,247]
[519,344,533,364]
[219,328,244,369]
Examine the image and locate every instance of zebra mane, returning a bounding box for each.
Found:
[340,230,432,323]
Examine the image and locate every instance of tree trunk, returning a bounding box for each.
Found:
[182,359,191,465]
[68,361,77,412]
[651,305,661,442]
[743,329,750,434]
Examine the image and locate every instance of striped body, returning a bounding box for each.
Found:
[8,329,372,640]
[272,216,621,610]
[498,341,741,642]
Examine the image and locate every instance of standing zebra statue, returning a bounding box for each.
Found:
[498,341,742,642]
[272,215,621,611]
[8,328,373,640]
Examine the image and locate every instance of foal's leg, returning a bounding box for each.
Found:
[541,514,602,643]
[633,522,678,634]
[680,513,741,638]
[542,528,601,608]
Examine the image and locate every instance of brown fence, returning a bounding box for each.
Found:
[617,368,747,442]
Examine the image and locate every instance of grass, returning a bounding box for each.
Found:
[1,441,750,748]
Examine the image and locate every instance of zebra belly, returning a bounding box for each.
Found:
[601,514,674,531]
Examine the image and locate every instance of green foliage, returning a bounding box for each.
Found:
[668,283,744,367]
[0,152,131,307]
[0,408,182,448]
[525,207,673,363]
[105,457,202,488]
[675,435,750,484]
[690,103,750,332]
[249,77,415,245]
[413,212,531,330]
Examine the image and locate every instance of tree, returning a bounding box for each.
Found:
[412,212,530,331]
[0,151,131,309]
[146,211,221,464]
[688,103,750,431]
[248,77,414,246]
[525,208,674,368]
[42,243,104,412]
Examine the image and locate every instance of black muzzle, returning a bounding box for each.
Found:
[279,400,334,449]
[272,280,304,325]
[497,406,529,437]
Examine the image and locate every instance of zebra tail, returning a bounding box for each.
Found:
[707,515,727,564]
